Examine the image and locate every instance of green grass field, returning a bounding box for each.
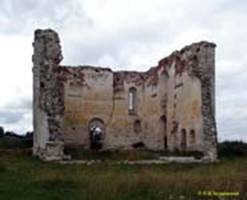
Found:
[0,148,246,200]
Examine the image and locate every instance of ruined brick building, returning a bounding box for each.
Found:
[32,29,217,161]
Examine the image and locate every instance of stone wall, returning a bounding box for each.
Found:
[32,29,65,160]
[158,42,217,161]
[33,29,217,161]
[60,66,114,148]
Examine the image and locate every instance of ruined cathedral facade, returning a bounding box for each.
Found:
[32,29,217,161]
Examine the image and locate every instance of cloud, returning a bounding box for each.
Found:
[0,110,24,124]
[0,97,32,134]
[0,111,32,134]
[3,98,32,110]
[0,0,88,34]
[0,0,246,141]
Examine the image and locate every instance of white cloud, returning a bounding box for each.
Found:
[0,0,246,141]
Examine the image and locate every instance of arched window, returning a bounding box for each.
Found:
[160,115,167,149]
[128,87,137,114]
[181,129,187,150]
[190,130,196,146]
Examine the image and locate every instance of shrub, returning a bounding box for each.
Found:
[0,135,32,149]
[0,126,4,137]
[218,141,247,158]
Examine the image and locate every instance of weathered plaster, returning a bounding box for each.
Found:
[33,29,217,161]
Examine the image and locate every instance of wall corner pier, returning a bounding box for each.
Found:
[32,29,65,161]
[195,42,218,162]
[32,29,218,162]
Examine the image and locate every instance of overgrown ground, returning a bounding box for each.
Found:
[0,147,246,200]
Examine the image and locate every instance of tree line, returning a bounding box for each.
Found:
[0,126,33,139]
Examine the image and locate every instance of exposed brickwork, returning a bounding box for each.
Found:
[33,29,217,161]
[32,29,65,159]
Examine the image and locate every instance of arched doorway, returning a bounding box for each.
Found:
[88,118,105,150]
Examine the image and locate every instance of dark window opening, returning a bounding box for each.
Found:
[132,142,145,149]
[181,129,187,149]
[190,130,196,146]
[40,82,45,88]
[160,115,167,123]
[171,121,178,134]
[164,136,168,149]
[134,120,141,133]
[160,115,167,150]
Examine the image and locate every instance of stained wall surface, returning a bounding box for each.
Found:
[33,29,217,161]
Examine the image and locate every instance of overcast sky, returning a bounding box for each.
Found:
[0,0,246,141]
